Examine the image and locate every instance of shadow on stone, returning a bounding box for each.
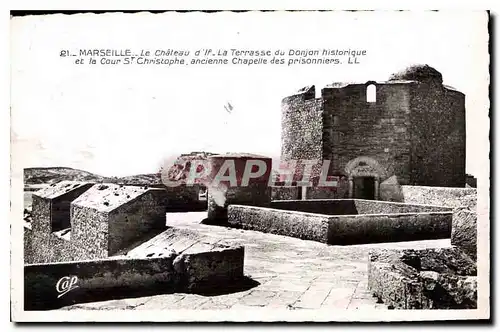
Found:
[27,276,259,311]
[165,205,207,213]
[189,276,260,296]
[199,217,231,227]
[26,282,178,311]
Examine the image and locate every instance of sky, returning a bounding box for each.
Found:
[10,11,490,177]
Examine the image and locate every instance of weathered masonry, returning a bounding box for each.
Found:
[228,199,453,245]
[281,65,466,199]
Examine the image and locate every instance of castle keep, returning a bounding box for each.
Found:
[281,65,466,199]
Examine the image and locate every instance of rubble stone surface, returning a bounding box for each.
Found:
[451,209,477,261]
[368,247,477,309]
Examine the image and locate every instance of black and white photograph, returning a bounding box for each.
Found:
[9,9,490,322]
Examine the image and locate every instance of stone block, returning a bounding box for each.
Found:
[174,244,245,292]
[71,184,169,258]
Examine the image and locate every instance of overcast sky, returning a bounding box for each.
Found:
[11,11,489,177]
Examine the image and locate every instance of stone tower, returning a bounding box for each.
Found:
[281,64,466,199]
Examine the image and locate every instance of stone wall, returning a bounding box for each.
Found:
[353,199,452,214]
[270,199,358,215]
[409,84,466,187]
[163,185,207,211]
[327,212,452,245]
[322,83,412,183]
[271,186,300,201]
[281,86,324,162]
[107,191,169,256]
[24,230,93,264]
[228,204,452,245]
[281,67,467,189]
[304,186,340,199]
[270,199,450,216]
[31,195,51,236]
[399,186,477,210]
[23,225,33,264]
[228,205,330,243]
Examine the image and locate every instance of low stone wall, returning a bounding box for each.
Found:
[305,186,339,199]
[368,247,477,309]
[270,199,450,216]
[393,186,478,261]
[270,199,358,215]
[399,186,477,210]
[271,186,300,201]
[228,205,452,245]
[25,244,244,310]
[228,205,330,243]
[353,199,451,214]
[25,229,96,264]
[327,212,452,245]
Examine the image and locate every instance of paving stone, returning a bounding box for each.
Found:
[205,291,251,308]
[230,303,273,310]
[169,294,211,309]
[62,212,455,311]
[62,296,152,310]
[320,287,356,309]
[138,294,185,310]
[239,290,277,307]
[347,297,381,310]
[267,291,303,308]
[258,278,313,293]
[293,282,333,309]
[197,300,231,310]
[353,282,375,299]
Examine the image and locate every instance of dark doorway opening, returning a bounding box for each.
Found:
[353,176,375,200]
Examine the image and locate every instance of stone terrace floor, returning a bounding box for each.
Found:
[61,212,451,311]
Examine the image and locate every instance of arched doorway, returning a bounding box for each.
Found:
[344,156,385,200]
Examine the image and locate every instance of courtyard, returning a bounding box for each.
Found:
[60,211,451,311]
